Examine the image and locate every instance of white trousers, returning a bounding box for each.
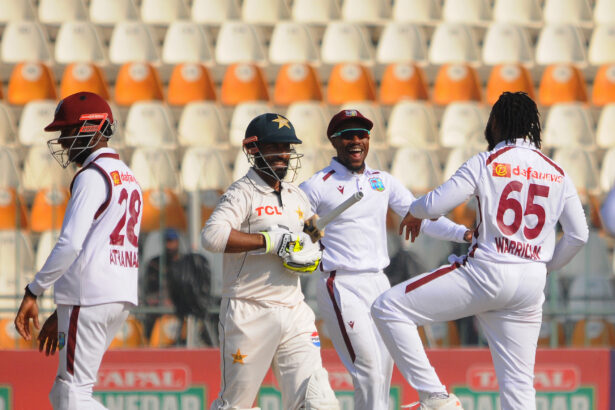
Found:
[211,298,325,410]
[50,302,130,410]
[316,270,393,410]
[372,258,545,410]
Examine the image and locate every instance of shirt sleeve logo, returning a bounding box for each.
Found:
[492,162,511,178]
[369,177,385,192]
[111,171,122,185]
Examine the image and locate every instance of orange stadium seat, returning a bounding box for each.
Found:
[418,321,461,347]
[109,316,146,349]
[571,318,615,347]
[592,64,615,106]
[0,317,35,349]
[114,62,163,106]
[0,187,28,230]
[141,189,187,233]
[486,64,535,105]
[433,63,481,105]
[327,63,376,105]
[30,188,69,233]
[537,320,566,348]
[379,63,429,105]
[7,62,56,105]
[221,63,269,106]
[59,62,110,100]
[149,315,186,347]
[273,63,323,106]
[538,64,588,106]
[168,63,216,106]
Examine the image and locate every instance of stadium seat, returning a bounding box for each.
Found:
[441,0,490,26]
[0,148,20,188]
[269,22,319,65]
[232,148,251,181]
[30,188,69,233]
[1,21,51,64]
[141,189,187,232]
[428,23,480,65]
[89,0,139,26]
[0,188,28,230]
[543,103,595,149]
[294,147,331,184]
[588,25,615,67]
[140,0,188,24]
[0,0,36,23]
[443,146,483,180]
[557,230,612,278]
[162,21,214,65]
[181,147,231,192]
[177,101,227,147]
[535,24,587,66]
[376,22,428,65]
[492,0,541,26]
[285,102,330,147]
[215,21,267,65]
[379,63,429,105]
[35,230,58,271]
[341,0,391,23]
[149,315,185,347]
[592,64,615,106]
[418,321,461,347]
[537,320,566,347]
[39,0,87,24]
[242,0,290,24]
[18,100,57,146]
[538,64,588,106]
[433,64,482,105]
[597,104,615,147]
[273,63,323,106]
[0,230,35,310]
[594,0,615,25]
[0,105,16,147]
[327,63,377,105]
[543,0,592,27]
[191,0,240,24]
[109,316,146,348]
[229,102,271,146]
[114,62,164,106]
[482,23,533,66]
[600,147,615,192]
[0,317,35,349]
[339,102,386,145]
[167,63,216,106]
[130,148,179,191]
[486,64,535,105]
[552,147,600,203]
[390,147,441,194]
[291,0,340,24]
[387,101,438,148]
[7,62,57,106]
[108,21,158,65]
[571,319,615,347]
[321,22,374,65]
[220,63,269,106]
[22,146,73,192]
[392,0,440,24]
[124,102,176,148]
[59,62,110,99]
[439,102,487,148]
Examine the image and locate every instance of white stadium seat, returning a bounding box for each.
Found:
[428,23,480,65]
[0,147,21,189]
[124,102,176,148]
[269,22,319,65]
[599,147,615,193]
[285,102,330,147]
[392,0,441,24]
[535,24,587,66]
[215,21,267,65]
[597,104,615,148]
[130,147,179,191]
[552,147,600,202]
[543,0,592,27]
[482,23,533,66]
[0,0,36,23]
[22,146,73,192]
[376,22,428,65]
[162,21,214,65]
[181,147,231,192]
[0,103,17,147]
[492,0,542,27]
[442,0,491,26]
[341,0,391,24]
[543,103,595,149]
[242,0,290,25]
[439,102,487,148]
[321,22,374,65]
[0,231,35,311]
[89,0,139,26]
[55,22,107,65]
[39,0,87,24]
[191,0,240,24]
[178,102,227,147]
[229,102,271,147]
[291,0,340,24]
[1,21,51,64]
[443,146,483,180]
[588,24,615,66]
[140,0,189,25]
[594,0,615,25]
[18,100,57,146]
[109,21,159,64]
[390,147,441,194]
[387,101,438,149]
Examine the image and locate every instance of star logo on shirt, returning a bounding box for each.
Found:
[272,115,291,129]
[296,207,304,220]
[232,349,247,364]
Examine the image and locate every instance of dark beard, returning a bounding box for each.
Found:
[72,148,92,166]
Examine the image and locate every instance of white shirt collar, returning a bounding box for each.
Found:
[329,157,376,177]
[494,138,538,150]
[81,147,117,167]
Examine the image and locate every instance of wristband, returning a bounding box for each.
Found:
[260,232,272,253]
[24,285,37,299]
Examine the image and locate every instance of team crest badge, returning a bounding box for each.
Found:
[369,177,385,192]
[58,332,66,350]
[110,171,121,186]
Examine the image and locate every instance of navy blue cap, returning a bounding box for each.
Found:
[164,228,179,241]
[244,113,302,145]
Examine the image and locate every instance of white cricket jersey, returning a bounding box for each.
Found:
[29,148,143,306]
[410,139,589,270]
[201,168,314,307]
[300,158,468,273]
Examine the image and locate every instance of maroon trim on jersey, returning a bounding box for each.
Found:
[326,271,356,363]
[405,263,459,293]
[322,170,336,181]
[90,163,113,219]
[67,306,80,375]
[485,146,515,166]
[468,195,482,258]
[532,149,564,176]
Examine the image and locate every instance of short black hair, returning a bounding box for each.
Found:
[485,92,541,151]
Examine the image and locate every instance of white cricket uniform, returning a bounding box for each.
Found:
[300,158,468,410]
[202,168,333,410]
[372,139,589,410]
[601,185,615,236]
[28,148,142,410]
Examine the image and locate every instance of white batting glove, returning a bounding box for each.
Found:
[283,232,322,274]
[260,225,293,255]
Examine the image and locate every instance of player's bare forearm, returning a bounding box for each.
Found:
[224,229,267,253]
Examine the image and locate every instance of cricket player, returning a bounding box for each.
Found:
[372,92,589,409]
[201,113,339,410]
[14,91,143,409]
[299,109,472,410]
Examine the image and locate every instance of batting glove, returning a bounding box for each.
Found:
[260,225,293,255]
[282,232,322,274]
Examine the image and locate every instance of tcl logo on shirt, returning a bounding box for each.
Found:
[255,206,283,216]
[491,162,511,178]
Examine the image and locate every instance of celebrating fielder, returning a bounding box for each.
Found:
[299,109,472,410]
[201,113,339,410]
[372,92,589,409]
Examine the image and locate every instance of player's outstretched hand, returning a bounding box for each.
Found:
[38,310,58,356]
[14,293,40,341]
[400,212,422,242]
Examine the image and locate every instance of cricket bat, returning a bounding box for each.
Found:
[304,191,364,242]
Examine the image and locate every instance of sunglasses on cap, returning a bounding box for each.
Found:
[330,128,371,140]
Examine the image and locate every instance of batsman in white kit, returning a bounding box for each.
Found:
[201,113,339,410]
[13,92,143,409]
[300,109,472,410]
[372,92,589,410]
